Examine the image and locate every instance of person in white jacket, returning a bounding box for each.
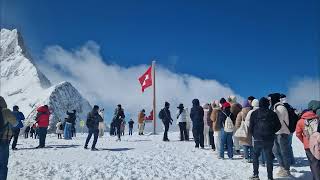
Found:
[203,103,210,147]
[176,104,188,141]
[98,109,105,137]
[268,93,291,177]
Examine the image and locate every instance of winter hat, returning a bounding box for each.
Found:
[222,102,231,108]
[177,104,184,109]
[228,95,237,103]
[202,103,210,109]
[251,99,259,108]
[219,98,226,105]
[93,105,99,110]
[259,97,270,109]
[117,104,122,108]
[242,101,251,108]
[268,93,281,105]
[247,96,255,101]
[165,102,170,107]
[13,105,19,111]
[141,109,145,112]
[192,99,200,107]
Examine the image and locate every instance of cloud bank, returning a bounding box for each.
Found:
[287,77,320,109]
[38,41,243,124]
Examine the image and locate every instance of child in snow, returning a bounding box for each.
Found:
[56,120,64,139]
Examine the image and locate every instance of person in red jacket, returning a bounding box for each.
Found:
[35,105,51,148]
[296,110,320,180]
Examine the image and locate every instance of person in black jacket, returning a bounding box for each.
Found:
[128,119,134,136]
[190,99,205,148]
[217,102,236,159]
[84,105,102,151]
[249,97,281,180]
[159,102,173,141]
[113,104,125,141]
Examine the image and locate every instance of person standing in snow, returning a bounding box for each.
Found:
[85,105,102,151]
[98,109,105,137]
[227,95,242,155]
[268,93,291,177]
[203,103,211,147]
[113,104,125,141]
[128,119,134,135]
[66,110,77,138]
[79,119,85,134]
[249,97,281,180]
[120,120,126,136]
[64,116,73,140]
[30,123,36,139]
[0,96,17,180]
[35,105,51,148]
[56,120,63,139]
[217,102,236,159]
[24,125,30,139]
[10,105,25,150]
[138,109,146,135]
[211,99,223,154]
[235,101,252,162]
[296,108,320,180]
[190,99,205,148]
[176,104,188,141]
[159,102,173,141]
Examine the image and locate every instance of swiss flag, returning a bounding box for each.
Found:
[145,110,154,121]
[138,66,152,92]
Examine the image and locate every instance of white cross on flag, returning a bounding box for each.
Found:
[138,66,152,92]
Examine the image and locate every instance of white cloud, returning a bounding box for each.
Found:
[287,77,320,109]
[38,41,243,126]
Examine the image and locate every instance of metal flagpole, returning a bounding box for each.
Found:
[152,60,156,134]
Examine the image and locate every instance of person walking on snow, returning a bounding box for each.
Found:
[113,104,125,141]
[56,120,63,139]
[138,109,146,135]
[128,119,134,135]
[10,105,25,150]
[249,97,281,180]
[85,105,103,151]
[159,102,173,141]
[190,99,205,148]
[0,96,17,180]
[268,93,291,177]
[296,109,320,180]
[176,104,188,141]
[217,102,236,159]
[35,105,51,148]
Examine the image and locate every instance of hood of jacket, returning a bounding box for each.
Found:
[0,96,7,109]
[37,106,49,113]
[308,100,320,112]
[301,111,318,120]
[192,99,200,107]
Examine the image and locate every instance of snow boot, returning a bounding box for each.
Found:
[249,175,260,180]
[91,148,98,151]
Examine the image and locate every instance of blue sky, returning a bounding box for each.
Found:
[1,0,319,99]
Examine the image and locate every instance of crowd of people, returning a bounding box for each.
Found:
[0,94,320,180]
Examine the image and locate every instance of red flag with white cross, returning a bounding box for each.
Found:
[138,66,152,92]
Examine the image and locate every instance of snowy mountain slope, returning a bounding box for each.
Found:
[0,28,92,131]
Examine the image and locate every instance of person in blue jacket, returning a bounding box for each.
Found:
[11,105,25,150]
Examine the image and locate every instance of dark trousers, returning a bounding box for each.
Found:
[58,134,62,139]
[163,122,170,140]
[116,124,121,139]
[306,149,320,180]
[85,128,99,149]
[209,130,215,149]
[193,125,204,148]
[178,122,188,141]
[38,127,47,147]
[24,131,29,139]
[129,128,133,135]
[0,142,9,180]
[253,140,274,179]
[273,134,291,171]
[11,128,20,149]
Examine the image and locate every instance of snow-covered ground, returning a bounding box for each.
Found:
[8,132,312,180]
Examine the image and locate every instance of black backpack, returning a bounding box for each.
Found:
[254,110,276,139]
[276,103,299,133]
[158,109,165,120]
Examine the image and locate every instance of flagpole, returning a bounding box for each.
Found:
[152,60,156,135]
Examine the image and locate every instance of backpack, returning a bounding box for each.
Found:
[59,123,63,130]
[222,112,234,133]
[303,118,319,140]
[158,109,165,120]
[275,103,299,133]
[309,132,320,160]
[255,110,277,139]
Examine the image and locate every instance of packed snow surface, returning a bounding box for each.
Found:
[8,132,311,180]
